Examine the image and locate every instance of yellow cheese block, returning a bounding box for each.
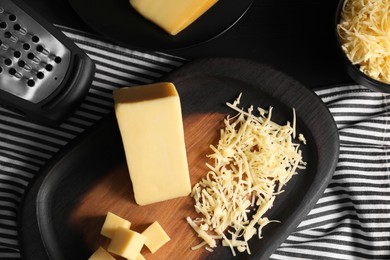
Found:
[113,82,191,205]
[100,212,131,239]
[142,221,170,253]
[108,227,146,260]
[89,247,115,260]
[129,0,218,35]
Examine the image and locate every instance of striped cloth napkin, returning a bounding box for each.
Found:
[1,26,389,259]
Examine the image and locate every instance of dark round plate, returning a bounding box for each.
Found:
[19,58,339,260]
[67,0,254,50]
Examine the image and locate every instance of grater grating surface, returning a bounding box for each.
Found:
[0,0,95,126]
[0,0,71,104]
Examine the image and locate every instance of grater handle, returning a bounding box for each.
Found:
[0,53,95,125]
[41,55,95,123]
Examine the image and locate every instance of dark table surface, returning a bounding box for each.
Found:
[23,0,351,89]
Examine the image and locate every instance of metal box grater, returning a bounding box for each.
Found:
[0,0,95,125]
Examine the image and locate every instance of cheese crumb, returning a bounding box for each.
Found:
[187,94,306,256]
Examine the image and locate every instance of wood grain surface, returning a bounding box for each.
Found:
[69,112,226,260]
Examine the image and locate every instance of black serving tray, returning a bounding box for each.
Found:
[19,58,339,260]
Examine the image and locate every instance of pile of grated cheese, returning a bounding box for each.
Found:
[337,0,390,83]
[187,94,306,256]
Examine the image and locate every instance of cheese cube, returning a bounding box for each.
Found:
[129,0,218,35]
[89,247,115,260]
[113,82,191,206]
[108,227,146,260]
[142,221,170,253]
[136,254,146,260]
[100,212,131,239]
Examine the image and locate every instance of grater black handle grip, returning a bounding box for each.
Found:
[0,53,95,126]
[39,54,96,124]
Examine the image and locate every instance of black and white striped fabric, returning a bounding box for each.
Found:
[1,26,389,259]
[272,86,390,260]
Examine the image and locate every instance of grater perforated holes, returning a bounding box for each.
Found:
[36,44,43,52]
[0,40,7,50]
[4,58,11,66]
[22,42,29,50]
[31,35,39,43]
[45,64,53,71]
[8,14,16,22]
[13,24,26,35]
[27,52,34,60]
[27,79,35,87]
[0,0,74,105]
[23,63,31,71]
[4,31,17,42]
[13,23,20,31]
[0,21,7,29]
[54,56,61,64]
[14,71,22,79]
[13,50,21,58]
[17,60,25,67]
[32,55,40,64]
[8,67,15,75]
[37,71,44,79]
[27,52,41,64]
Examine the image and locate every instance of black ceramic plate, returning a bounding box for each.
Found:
[67,0,253,50]
[19,58,339,260]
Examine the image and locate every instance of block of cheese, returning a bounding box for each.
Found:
[113,82,191,205]
[129,0,218,35]
[89,247,115,260]
[142,221,170,253]
[108,227,146,260]
[100,212,131,239]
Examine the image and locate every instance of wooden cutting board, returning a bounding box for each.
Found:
[70,112,226,260]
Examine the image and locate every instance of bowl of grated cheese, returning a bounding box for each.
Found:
[335,0,390,92]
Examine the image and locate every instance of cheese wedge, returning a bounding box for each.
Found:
[113,82,191,205]
[129,0,218,35]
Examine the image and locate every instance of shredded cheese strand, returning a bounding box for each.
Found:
[187,95,306,256]
[337,0,390,83]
